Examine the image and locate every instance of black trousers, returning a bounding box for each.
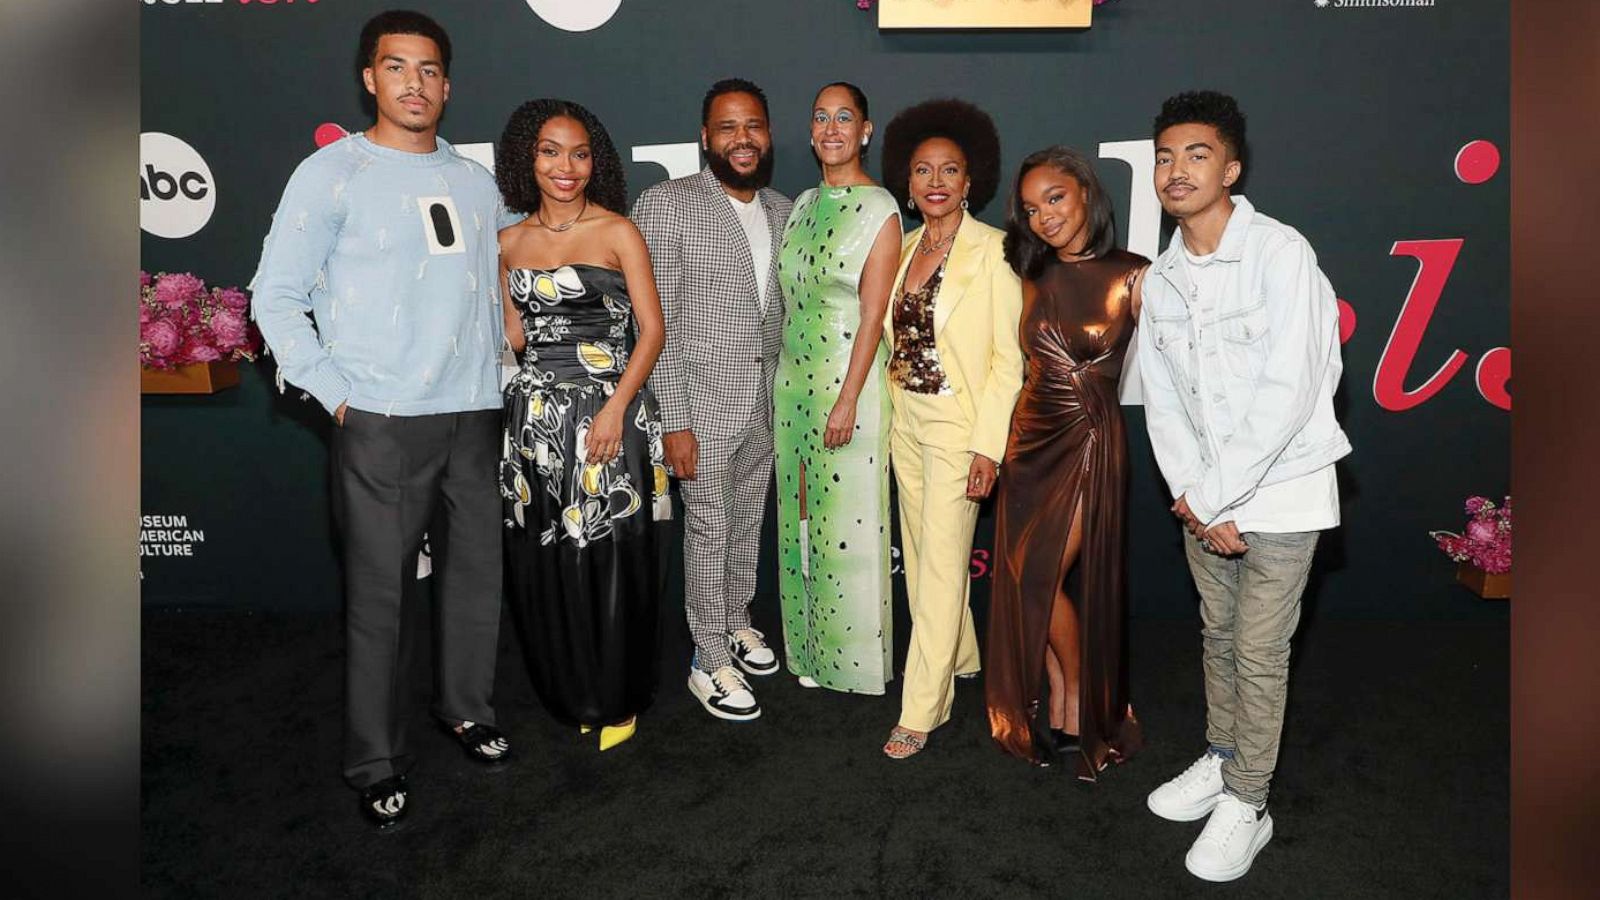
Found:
[331,408,503,790]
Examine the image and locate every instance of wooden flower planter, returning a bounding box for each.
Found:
[140,360,240,395]
[1457,561,1510,599]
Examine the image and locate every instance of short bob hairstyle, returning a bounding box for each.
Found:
[496,99,627,216]
[881,98,1001,219]
[1003,146,1119,279]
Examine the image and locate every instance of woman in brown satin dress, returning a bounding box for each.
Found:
[986,146,1149,778]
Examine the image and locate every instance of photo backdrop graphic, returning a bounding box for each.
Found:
[140,0,1508,620]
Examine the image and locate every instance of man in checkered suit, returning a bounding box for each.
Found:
[632,78,794,721]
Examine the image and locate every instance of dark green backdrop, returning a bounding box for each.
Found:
[140,0,1509,621]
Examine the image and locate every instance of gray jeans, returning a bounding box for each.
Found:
[1184,529,1319,806]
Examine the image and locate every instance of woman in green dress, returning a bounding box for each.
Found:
[774,83,904,693]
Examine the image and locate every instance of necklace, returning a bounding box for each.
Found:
[917,224,958,256]
[535,197,587,232]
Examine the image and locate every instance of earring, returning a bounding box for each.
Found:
[907,196,916,211]
[961,198,969,210]
[860,138,868,146]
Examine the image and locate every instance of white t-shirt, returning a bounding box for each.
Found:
[727,192,772,311]
[1182,245,1339,534]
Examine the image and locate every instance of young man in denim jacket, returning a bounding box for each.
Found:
[1137,91,1352,882]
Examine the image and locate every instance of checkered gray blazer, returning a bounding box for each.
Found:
[631,169,793,442]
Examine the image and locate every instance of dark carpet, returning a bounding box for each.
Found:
[142,594,1507,899]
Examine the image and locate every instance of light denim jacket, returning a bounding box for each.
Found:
[1137,196,1352,526]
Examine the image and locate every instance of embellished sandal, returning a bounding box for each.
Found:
[448,721,511,766]
[883,726,927,760]
[358,775,409,829]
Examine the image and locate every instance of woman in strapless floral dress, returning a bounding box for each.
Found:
[495,99,668,752]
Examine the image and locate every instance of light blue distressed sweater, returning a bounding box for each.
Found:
[251,134,512,416]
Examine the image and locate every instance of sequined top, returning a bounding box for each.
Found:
[889,262,952,394]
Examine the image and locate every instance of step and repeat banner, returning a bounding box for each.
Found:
[140,0,1507,618]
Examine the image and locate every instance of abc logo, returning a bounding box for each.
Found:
[141,132,215,239]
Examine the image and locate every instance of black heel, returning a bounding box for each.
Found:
[1050,728,1081,755]
[1027,716,1061,769]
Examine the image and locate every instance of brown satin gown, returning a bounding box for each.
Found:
[986,249,1148,778]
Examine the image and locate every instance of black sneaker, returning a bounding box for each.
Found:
[359,775,409,829]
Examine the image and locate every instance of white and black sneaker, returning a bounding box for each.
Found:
[1185,794,1274,882]
[688,664,761,721]
[358,775,409,829]
[728,628,779,676]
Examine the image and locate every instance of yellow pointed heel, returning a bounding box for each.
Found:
[598,717,637,752]
[579,725,593,734]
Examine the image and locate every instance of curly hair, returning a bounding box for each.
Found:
[496,99,627,216]
[1004,146,1119,279]
[1153,90,1248,165]
[881,98,1002,219]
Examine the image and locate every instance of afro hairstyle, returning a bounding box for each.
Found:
[881,98,1002,219]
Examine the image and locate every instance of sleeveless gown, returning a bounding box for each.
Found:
[773,184,899,693]
[501,264,669,726]
[985,250,1148,777]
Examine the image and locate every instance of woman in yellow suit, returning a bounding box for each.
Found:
[879,99,1023,759]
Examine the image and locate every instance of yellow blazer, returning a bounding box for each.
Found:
[883,211,1025,462]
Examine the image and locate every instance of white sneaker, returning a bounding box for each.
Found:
[1147,751,1226,821]
[688,664,761,721]
[797,675,820,689]
[1184,794,1273,882]
[728,628,779,676]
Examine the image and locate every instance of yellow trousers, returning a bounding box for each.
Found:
[890,388,981,733]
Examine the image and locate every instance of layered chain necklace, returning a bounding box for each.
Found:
[917,216,961,256]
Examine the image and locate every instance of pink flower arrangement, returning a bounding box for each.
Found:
[140,270,263,370]
[1431,495,1512,575]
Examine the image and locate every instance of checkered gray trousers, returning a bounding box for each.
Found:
[679,406,774,670]
[631,168,793,672]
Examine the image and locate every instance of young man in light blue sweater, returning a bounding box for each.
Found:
[251,10,515,829]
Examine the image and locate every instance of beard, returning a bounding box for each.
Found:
[705,142,775,192]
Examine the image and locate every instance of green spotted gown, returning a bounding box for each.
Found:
[774,184,900,694]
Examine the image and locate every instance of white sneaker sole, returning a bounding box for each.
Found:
[732,655,779,677]
[1185,814,1274,882]
[1147,788,1224,822]
[687,676,762,722]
